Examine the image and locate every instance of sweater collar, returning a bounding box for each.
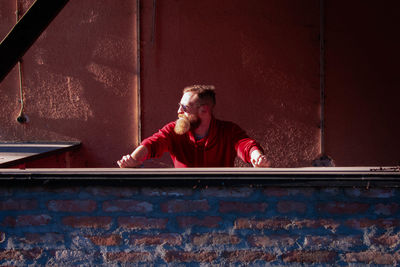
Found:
[188,116,216,146]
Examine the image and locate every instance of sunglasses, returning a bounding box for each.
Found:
[178,103,190,112]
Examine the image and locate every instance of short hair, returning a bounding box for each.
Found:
[183,85,216,107]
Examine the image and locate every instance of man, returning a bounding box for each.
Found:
[117,85,270,168]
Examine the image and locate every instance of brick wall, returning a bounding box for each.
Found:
[1,183,400,265]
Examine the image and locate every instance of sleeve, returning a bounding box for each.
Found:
[231,123,264,163]
[140,122,176,160]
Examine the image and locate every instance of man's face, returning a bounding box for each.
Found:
[175,92,201,134]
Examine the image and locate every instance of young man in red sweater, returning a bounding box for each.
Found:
[117,85,270,168]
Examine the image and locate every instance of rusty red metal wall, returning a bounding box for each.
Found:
[140,0,321,167]
[325,0,400,166]
[0,0,139,167]
[1,0,398,167]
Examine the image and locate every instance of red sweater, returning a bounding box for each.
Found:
[141,117,262,167]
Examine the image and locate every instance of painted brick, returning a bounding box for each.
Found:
[248,234,297,247]
[161,199,209,213]
[3,215,51,227]
[23,233,64,245]
[374,203,399,215]
[86,186,139,197]
[345,188,395,198]
[201,187,254,198]
[177,216,221,228]
[283,250,337,263]
[321,188,341,195]
[263,187,314,197]
[277,201,307,214]
[87,234,122,246]
[370,233,400,248]
[141,187,193,197]
[28,186,80,194]
[219,201,267,213]
[48,200,97,212]
[234,218,292,230]
[221,250,276,263]
[345,251,400,265]
[304,235,362,250]
[164,251,218,263]
[118,216,168,229]
[103,200,153,212]
[346,218,400,229]
[106,251,152,262]
[0,188,13,197]
[0,248,43,261]
[0,199,38,210]
[317,202,369,214]
[0,232,5,243]
[130,233,182,246]
[191,233,240,246]
[235,218,340,231]
[54,250,101,263]
[62,216,112,229]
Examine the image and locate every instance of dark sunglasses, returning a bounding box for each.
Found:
[178,103,190,112]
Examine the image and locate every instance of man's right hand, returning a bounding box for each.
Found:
[117,145,149,168]
[117,154,143,168]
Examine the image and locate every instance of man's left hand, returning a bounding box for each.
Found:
[250,150,271,168]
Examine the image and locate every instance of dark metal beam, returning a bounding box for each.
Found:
[0,168,399,188]
[0,0,69,83]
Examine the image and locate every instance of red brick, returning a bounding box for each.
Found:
[0,248,43,261]
[142,187,193,197]
[191,233,240,246]
[87,234,122,246]
[3,215,51,227]
[48,200,97,212]
[106,251,152,262]
[219,202,267,213]
[346,218,400,229]
[118,216,168,229]
[345,251,398,265]
[263,188,289,197]
[234,218,292,230]
[164,251,218,263]
[62,216,112,229]
[130,234,182,246]
[221,250,276,262]
[277,201,307,213]
[292,219,340,231]
[317,202,369,214]
[161,199,209,213]
[86,186,138,197]
[0,199,38,211]
[177,216,221,228]
[248,235,297,247]
[103,200,152,212]
[374,203,399,215]
[23,233,64,244]
[201,187,254,198]
[283,250,337,263]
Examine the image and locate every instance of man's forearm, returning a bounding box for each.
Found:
[131,145,149,162]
